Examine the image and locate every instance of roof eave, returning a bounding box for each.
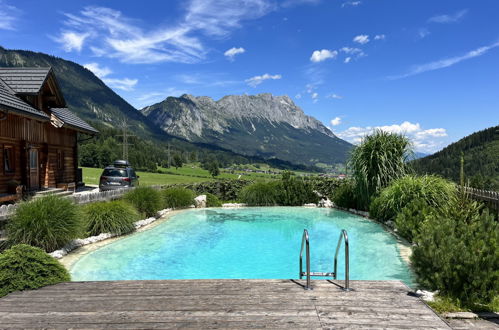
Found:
[0,106,50,122]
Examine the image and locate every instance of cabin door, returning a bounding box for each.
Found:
[29,149,40,190]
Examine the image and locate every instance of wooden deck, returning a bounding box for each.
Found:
[0,280,451,329]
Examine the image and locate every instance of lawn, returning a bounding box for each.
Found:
[82,167,215,186]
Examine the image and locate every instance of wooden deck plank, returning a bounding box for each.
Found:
[0,280,451,329]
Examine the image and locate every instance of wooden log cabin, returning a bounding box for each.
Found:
[0,67,98,199]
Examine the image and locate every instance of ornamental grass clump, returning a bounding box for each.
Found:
[411,199,499,306]
[239,181,281,206]
[204,192,222,207]
[162,188,196,209]
[124,187,162,217]
[350,130,412,210]
[7,195,82,252]
[0,244,70,297]
[369,175,457,222]
[82,200,140,236]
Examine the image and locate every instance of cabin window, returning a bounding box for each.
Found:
[3,146,14,174]
[57,150,64,170]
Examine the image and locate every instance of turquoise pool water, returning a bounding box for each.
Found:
[71,207,414,285]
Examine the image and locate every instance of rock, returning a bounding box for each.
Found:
[303,203,317,207]
[222,203,247,208]
[194,195,207,208]
[416,290,437,302]
[318,198,334,208]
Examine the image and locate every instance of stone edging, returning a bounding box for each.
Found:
[443,312,499,319]
[49,208,172,259]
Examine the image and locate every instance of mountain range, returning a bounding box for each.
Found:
[0,46,351,169]
[142,94,351,166]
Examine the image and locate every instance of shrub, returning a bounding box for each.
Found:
[277,171,319,206]
[124,187,162,217]
[394,199,435,242]
[0,244,70,297]
[309,178,342,200]
[205,192,222,207]
[165,180,253,201]
[369,175,456,222]
[411,200,499,306]
[350,130,412,210]
[7,195,82,252]
[82,200,140,236]
[239,181,281,206]
[162,188,196,209]
[332,180,358,209]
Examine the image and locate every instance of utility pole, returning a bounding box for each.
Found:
[117,118,135,161]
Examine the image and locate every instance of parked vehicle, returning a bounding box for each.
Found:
[99,160,139,191]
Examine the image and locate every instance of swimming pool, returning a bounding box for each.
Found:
[71,207,414,285]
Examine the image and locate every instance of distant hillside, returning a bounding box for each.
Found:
[0,47,322,171]
[412,125,499,190]
[142,94,352,166]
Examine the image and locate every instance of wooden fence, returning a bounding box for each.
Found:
[462,186,499,210]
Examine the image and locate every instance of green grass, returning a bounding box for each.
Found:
[82,164,287,186]
[428,295,499,314]
[82,167,216,186]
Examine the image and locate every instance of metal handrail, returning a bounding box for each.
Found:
[333,229,351,291]
[299,229,312,290]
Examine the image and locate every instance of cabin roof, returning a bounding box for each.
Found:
[50,108,99,135]
[0,78,49,120]
[0,67,52,94]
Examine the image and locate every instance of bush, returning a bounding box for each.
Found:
[124,187,162,217]
[82,200,140,236]
[166,180,253,201]
[394,199,435,242]
[332,180,358,209]
[205,192,222,207]
[411,200,499,306]
[369,175,457,222]
[309,178,342,200]
[162,188,195,209]
[0,244,70,297]
[350,130,412,209]
[7,195,82,252]
[239,181,281,206]
[277,171,319,206]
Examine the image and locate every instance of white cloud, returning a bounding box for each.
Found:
[342,1,361,7]
[134,87,188,108]
[295,93,302,99]
[418,28,430,39]
[344,57,351,64]
[0,1,20,30]
[374,34,385,40]
[353,34,369,44]
[245,73,282,87]
[311,92,319,99]
[55,2,272,64]
[84,62,112,78]
[102,78,138,91]
[281,0,321,8]
[56,31,90,52]
[330,117,341,126]
[224,47,245,60]
[428,9,468,24]
[310,49,338,63]
[390,41,499,79]
[334,121,448,153]
[340,47,365,62]
[327,93,343,99]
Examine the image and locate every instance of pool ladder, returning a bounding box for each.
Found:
[299,229,351,291]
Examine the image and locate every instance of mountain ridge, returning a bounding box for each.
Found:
[141,93,352,166]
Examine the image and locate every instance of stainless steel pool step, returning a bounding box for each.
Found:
[299,229,351,291]
[300,272,335,277]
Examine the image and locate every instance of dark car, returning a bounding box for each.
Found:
[99,160,139,191]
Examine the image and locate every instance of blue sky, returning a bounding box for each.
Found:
[1,0,498,153]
